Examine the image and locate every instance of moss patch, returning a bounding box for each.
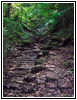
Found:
[42,50,49,56]
[35,58,45,65]
[51,42,58,46]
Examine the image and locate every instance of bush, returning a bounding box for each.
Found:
[51,42,58,46]
[3,17,33,56]
[54,24,74,38]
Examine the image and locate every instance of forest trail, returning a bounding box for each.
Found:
[3,3,74,97]
[3,42,74,97]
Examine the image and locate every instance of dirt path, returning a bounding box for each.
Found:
[3,44,74,97]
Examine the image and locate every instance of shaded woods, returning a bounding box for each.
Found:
[3,3,74,97]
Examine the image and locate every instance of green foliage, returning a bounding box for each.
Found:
[54,24,74,38]
[21,39,32,45]
[51,36,59,39]
[42,42,50,50]
[3,3,74,56]
[35,58,45,65]
[67,68,74,73]
[3,17,33,55]
[3,3,74,32]
[51,42,58,46]
[43,37,59,48]
[3,18,23,36]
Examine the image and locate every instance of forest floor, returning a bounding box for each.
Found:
[3,40,74,97]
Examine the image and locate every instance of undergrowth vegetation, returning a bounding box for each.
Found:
[3,3,74,56]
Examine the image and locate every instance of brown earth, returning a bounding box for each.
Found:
[3,43,74,97]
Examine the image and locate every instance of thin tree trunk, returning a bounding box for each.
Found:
[21,3,23,23]
[5,3,11,18]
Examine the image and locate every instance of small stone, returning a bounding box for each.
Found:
[31,65,46,73]
[3,84,18,90]
[15,67,24,70]
[16,80,23,83]
[23,75,36,82]
[22,87,35,93]
[22,89,28,93]
[37,52,43,58]
[46,77,58,83]
[47,67,55,71]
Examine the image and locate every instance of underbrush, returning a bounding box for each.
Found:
[41,23,74,50]
[3,18,34,56]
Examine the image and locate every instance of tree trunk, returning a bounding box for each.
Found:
[5,3,11,18]
[21,3,23,23]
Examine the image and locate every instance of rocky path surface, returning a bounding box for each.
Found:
[3,44,74,97]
